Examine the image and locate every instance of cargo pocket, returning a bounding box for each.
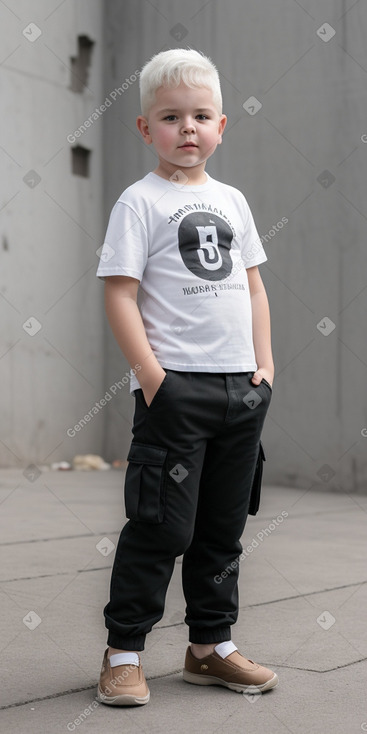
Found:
[124,442,168,524]
[248,442,266,516]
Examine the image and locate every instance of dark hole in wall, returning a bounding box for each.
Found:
[70,35,94,92]
[71,145,91,177]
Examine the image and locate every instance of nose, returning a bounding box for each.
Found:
[181,118,196,134]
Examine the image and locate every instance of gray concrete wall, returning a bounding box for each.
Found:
[102,0,367,491]
[1,0,366,491]
[0,0,106,467]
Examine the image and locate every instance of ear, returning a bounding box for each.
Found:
[136,116,153,144]
[217,114,227,144]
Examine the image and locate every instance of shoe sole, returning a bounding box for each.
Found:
[182,669,278,693]
[96,686,150,706]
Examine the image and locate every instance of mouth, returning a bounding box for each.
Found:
[179,143,198,149]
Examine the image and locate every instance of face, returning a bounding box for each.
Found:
[137,81,227,181]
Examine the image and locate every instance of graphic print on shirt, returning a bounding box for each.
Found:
[178,212,233,281]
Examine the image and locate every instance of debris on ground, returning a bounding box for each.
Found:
[72,454,111,471]
[50,461,72,471]
[111,459,128,469]
[48,456,125,471]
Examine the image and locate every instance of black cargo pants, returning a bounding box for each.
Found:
[104,369,272,650]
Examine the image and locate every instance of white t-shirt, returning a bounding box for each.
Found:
[96,171,268,392]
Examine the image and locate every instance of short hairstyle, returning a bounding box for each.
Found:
[139,48,222,118]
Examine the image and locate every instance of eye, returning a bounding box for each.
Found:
[196,114,209,120]
[163,115,177,121]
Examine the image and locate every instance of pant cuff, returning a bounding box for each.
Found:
[189,626,232,644]
[107,632,146,651]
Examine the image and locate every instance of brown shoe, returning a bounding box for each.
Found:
[97,649,150,706]
[183,646,278,694]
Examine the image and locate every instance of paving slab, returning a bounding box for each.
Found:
[1,467,366,732]
[2,662,367,734]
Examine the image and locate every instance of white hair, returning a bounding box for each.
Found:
[139,48,222,118]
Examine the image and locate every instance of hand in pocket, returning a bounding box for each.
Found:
[142,369,167,407]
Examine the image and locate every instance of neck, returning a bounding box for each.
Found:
[153,163,208,186]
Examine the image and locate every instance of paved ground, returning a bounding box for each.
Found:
[0,466,366,733]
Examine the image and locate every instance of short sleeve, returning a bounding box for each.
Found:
[96,202,148,281]
[240,197,268,269]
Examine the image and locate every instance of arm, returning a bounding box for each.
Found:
[247,266,274,387]
[104,275,166,406]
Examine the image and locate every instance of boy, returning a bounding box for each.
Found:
[96,48,277,706]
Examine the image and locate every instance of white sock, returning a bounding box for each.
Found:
[214,640,238,659]
[109,652,140,667]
